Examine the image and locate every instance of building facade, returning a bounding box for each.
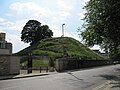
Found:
[0,33,12,54]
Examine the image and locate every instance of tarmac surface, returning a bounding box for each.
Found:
[0,65,120,90]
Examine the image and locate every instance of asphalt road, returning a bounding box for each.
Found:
[0,65,120,90]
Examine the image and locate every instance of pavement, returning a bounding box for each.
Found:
[0,65,120,90]
[0,73,48,80]
[0,71,58,80]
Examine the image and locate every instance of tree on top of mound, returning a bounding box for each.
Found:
[21,20,53,45]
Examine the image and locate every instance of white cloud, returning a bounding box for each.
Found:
[78,0,89,20]
[0,18,5,22]
[5,13,13,17]
[0,17,27,31]
[0,29,4,33]
[0,17,14,27]
[57,0,76,17]
[82,0,90,5]
[8,1,80,25]
[49,24,80,41]
[57,0,74,11]
[65,31,80,41]
[78,12,85,19]
[9,20,28,31]
[58,11,71,17]
[8,1,69,26]
[10,2,52,18]
[6,33,29,53]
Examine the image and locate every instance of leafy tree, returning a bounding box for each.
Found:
[21,20,53,45]
[80,0,120,58]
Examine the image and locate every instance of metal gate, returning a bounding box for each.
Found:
[20,54,49,74]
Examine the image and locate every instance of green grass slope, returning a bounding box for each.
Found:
[17,37,104,60]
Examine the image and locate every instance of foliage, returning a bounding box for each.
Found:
[21,20,53,45]
[32,60,49,67]
[17,37,105,60]
[80,0,120,59]
[21,60,49,67]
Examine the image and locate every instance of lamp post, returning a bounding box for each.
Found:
[62,24,65,37]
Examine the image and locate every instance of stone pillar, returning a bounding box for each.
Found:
[0,55,20,76]
[10,56,20,75]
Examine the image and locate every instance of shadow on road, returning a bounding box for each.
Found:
[99,74,120,89]
[67,72,83,81]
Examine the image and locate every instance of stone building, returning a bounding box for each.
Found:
[0,33,12,54]
[0,32,20,75]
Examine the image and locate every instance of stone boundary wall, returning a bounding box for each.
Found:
[0,55,10,75]
[0,55,20,76]
[55,58,115,72]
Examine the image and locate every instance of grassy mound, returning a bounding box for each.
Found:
[17,37,104,60]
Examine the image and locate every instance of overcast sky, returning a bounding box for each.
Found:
[0,0,95,53]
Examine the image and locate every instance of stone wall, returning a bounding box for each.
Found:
[0,55,20,76]
[0,49,10,54]
[0,55,10,75]
[55,58,111,72]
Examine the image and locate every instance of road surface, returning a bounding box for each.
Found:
[0,65,120,90]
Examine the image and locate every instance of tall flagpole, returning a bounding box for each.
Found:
[62,24,65,37]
